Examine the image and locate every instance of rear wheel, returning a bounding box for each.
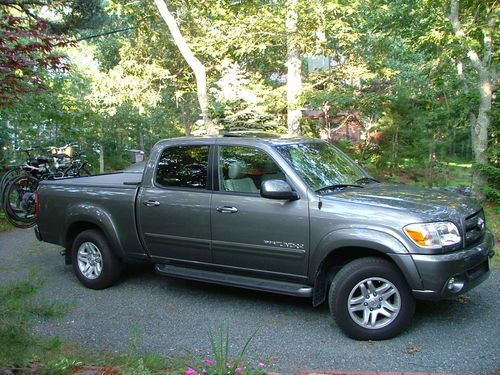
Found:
[0,169,21,206]
[71,229,122,289]
[328,257,415,340]
[78,167,91,176]
[3,174,38,228]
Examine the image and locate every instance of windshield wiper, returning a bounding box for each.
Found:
[315,184,363,194]
[354,177,380,184]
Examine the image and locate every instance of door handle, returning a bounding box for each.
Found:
[216,206,238,214]
[144,200,160,207]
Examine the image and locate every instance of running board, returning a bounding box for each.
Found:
[154,264,312,298]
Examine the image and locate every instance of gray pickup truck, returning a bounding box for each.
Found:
[35,136,495,340]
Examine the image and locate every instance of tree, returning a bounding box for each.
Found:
[0,0,106,35]
[0,0,106,105]
[449,0,496,199]
[0,14,71,105]
[153,0,215,135]
[286,0,303,136]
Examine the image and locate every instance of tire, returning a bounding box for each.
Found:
[78,167,91,177]
[0,169,21,207]
[71,229,122,289]
[3,174,38,228]
[328,257,415,340]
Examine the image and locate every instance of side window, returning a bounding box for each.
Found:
[219,146,285,193]
[156,146,209,189]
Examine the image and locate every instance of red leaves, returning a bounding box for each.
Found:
[0,14,72,105]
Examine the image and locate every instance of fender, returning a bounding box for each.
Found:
[310,228,423,306]
[62,203,125,258]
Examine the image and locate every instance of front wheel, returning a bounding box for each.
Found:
[71,229,122,289]
[328,257,415,340]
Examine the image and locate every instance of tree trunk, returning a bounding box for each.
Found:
[450,0,494,200]
[13,121,18,149]
[99,144,104,173]
[153,0,215,135]
[139,131,145,152]
[180,98,192,136]
[470,69,491,198]
[286,0,302,136]
[391,124,399,171]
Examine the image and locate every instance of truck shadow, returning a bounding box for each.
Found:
[121,264,324,311]
[120,264,488,325]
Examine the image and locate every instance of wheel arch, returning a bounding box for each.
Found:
[310,229,421,307]
[64,211,125,264]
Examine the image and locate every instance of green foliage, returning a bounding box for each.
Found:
[185,326,263,375]
[476,163,500,203]
[0,211,12,232]
[0,0,495,195]
[40,357,83,375]
[121,358,156,375]
[0,275,69,367]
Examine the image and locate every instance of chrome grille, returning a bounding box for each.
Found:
[464,210,485,247]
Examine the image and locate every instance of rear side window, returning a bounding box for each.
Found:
[156,146,209,189]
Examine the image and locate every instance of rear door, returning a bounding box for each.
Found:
[137,143,213,263]
[211,144,309,279]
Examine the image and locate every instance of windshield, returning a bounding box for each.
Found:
[275,142,367,191]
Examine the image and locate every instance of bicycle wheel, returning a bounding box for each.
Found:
[77,167,91,176]
[0,168,21,207]
[3,175,39,228]
[63,162,91,177]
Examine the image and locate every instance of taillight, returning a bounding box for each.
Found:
[35,190,40,216]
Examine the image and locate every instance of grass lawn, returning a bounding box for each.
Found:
[0,212,12,232]
[484,201,500,268]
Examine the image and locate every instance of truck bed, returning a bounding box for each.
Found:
[37,172,145,258]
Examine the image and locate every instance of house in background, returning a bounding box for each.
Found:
[302,107,365,144]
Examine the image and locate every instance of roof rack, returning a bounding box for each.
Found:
[221,131,280,138]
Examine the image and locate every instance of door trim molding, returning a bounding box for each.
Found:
[212,239,306,259]
[144,232,210,249]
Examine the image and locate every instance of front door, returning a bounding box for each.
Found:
[138,144,212,263]
[211,145,309,279]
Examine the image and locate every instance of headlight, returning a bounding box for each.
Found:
[404,222,461,249]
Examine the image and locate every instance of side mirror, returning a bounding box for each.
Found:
[260,179,299,200]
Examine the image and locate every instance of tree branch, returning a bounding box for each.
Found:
[20,4,39,21]
[482,16,495,66]
[0,0,48,5]
[75,27,136,41]
[449,0,485,74]
[153,0,213,133]
[449,0,464,37]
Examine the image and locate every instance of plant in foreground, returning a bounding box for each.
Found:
[185,326,267,375]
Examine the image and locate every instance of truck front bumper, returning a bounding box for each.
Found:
[411,230,495,300]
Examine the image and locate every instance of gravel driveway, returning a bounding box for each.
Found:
[0,228,498,374]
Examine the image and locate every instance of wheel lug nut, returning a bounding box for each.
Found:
[374,293,377,296]
[379,297,383,301]
[377,305,381,308]
[369,308,373,311]
[364,302,368,306]
[366,295,370,299]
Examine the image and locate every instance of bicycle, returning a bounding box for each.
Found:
[2,144,92,228]
[0,147,49,206]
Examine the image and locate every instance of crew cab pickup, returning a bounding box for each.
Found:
[35,136,495,340]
